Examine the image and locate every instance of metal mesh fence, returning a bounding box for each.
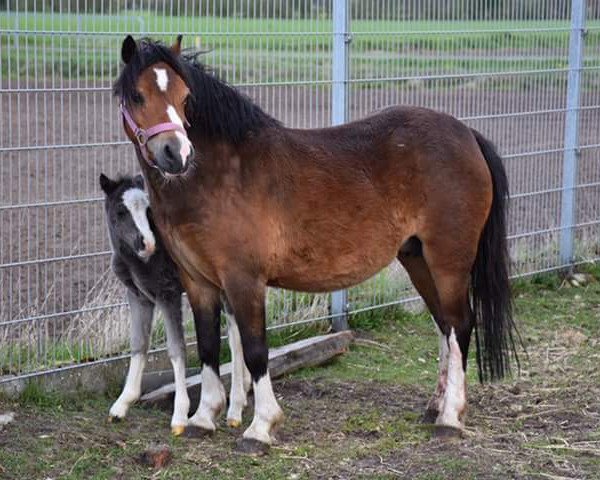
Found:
[0,0,598,384]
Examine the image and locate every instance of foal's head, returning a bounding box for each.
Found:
[99,173,156,262]
[115,35,194,175]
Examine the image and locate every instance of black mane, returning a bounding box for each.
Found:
[114,38,279,145]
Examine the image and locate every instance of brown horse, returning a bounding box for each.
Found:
[115,35,517,450]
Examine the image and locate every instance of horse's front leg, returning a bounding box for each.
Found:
[158,294,190,436]
[181,274,226,433]
[224,275,283,450]
[223,298,252,428]
[109,290,154,421]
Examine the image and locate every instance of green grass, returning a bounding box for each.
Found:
[1,12,598,86]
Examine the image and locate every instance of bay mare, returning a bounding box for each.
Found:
[100,173,251,435]
[114,35,517,450]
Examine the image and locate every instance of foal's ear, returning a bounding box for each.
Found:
[171,35,183,56]
[99,173,118,195]
[133,174,145,190]
[121,35,137,64]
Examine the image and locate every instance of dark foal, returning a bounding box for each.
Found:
[100,173,250,435]
[115,36,517,450]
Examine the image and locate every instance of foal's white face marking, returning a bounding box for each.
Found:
[153,67,169,92]
[122,187,156,260]
[166,104,192,165]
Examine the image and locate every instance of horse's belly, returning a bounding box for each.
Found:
[269,249,397,293]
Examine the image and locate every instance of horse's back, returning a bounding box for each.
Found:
[259,106,493,291]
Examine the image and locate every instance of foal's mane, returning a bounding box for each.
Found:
[114,38,279,145]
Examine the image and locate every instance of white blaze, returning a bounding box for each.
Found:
[122,187,155,257]
[166,104,192,165]
[153,67,169,92]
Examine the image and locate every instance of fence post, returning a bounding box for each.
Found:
[559,0,586,267]
[330,0,350,331]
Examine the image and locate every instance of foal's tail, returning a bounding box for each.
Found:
[470,129,519,382]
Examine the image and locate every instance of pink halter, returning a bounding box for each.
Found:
[120,102,188,168]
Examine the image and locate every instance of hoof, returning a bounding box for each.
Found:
[421,408,439,424]
[235,437,270,456]
[108,415,123,424]
[432,425,463,439]
[183,425,214,438]
[171,425,186,437]
[227,418,242,428]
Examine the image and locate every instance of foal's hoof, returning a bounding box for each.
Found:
[235,438,270,456]
[227,418,242,428]
[421,408,439,424]
[431,425,463,439]
[108,415,123,424]
[183,425,214,438]
[171,425,186,437]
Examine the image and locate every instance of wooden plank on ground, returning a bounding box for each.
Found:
[140,330,354,410]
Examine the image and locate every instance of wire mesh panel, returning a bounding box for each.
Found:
[0,0,598,384]
[346,0,600,312]
[0,0,335,381]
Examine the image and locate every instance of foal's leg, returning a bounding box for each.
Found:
[109,290,154,420]
[181,275,226,432]
[223,298,251,428]
[158,295,190,436]
[224,276,283,448]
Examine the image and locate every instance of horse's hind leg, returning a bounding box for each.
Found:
[158,294,190,436]
[399,237,474,433]
[422,247,475,433]
[398,239,446,423]
[222,297,251,428]
[109,290,154,421]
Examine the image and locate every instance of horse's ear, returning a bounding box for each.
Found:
[171,35,183,56]
[121,35,137,64]
[133,174,145,190]
[99,173,117,195]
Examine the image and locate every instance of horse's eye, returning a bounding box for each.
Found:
[131,91,144,105]
[116,207,128,219]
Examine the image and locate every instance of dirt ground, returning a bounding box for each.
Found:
[1,267,600,479]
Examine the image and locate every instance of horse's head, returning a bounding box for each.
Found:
[99,173,156,262]
[116,35,194,175]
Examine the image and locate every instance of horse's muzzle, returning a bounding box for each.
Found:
[149,135,195,175]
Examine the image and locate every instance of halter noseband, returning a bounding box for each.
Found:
[120,102,188,168]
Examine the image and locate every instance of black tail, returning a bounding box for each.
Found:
[470,129,519,382]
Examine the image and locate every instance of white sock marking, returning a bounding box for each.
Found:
[189,365,226,431]
[110,353,146,418]
[166,105,192,165]
[226,315,250,425]
[243,372,284,445]
[436,328,467,428]
[428,321,449,414]
[170,356,190,428]
[122,187,155,259]
[153,67,169,92]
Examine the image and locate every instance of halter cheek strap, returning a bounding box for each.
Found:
[119,102,188,168]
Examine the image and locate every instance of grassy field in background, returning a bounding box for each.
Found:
[1,12,599,83]
[1,264,600,478]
